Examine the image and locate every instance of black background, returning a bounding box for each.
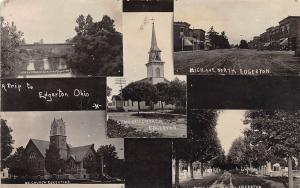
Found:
[188,75,300,110]
[125,139,172,188]
[123,0,173,12]
[1,77,106,111]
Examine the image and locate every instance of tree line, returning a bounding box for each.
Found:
[121,78,186,113]
[173,110,300,188]
[1,14,122,78]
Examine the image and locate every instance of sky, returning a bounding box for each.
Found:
[216,110,249,155]
[0,0,122,44]
[108,12,185,97]
[175,0,300,44]
[0,111,124,159]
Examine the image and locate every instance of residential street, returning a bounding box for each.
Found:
[176,172,287,188]
[174,49,300,76]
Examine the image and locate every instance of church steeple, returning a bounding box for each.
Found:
[146,21,165,85]
[150,22,161,52]
[148,22,162,62]
[50,118,67,159]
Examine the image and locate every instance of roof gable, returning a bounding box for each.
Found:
[26,139,50,158]
[69,144,95,162]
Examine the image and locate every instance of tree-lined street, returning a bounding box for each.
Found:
[173,110,300,188]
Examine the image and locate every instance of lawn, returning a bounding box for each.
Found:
[174,174,221,188]
[231,174,285,188]
[107,111,187,138]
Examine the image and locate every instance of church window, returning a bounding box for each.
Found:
[131,101,133,106]
[155,67,161,77]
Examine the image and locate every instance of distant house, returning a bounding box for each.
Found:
[249,16,300,51]
[23,118,97,179]
[17,43,74,78]
[173,22,205,52]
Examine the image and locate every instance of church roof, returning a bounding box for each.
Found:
[26,139,94,162]
[30,139,50,158]
[135,77,170,84]
[69,144,95,162]
[150,22,161,52]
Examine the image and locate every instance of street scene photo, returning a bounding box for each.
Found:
[107,12,187,138]
[174,0,300,76]
[0,111,125,184]
[1,0,123,78]
[172,110,300,188]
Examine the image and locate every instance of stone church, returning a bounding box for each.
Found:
[109,22,175,111]
[24,118,97,179]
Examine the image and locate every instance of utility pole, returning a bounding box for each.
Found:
[114,78,126,98]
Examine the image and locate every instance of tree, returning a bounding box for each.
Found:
[227,137,247,170]
[45,144,63,176]
[5,147,32,177]
[168,78,187,108]
[207,27,230,49]
[239,40,249,49]
[1,119,14,169]
[67,14,123,76]
[84,154,99,175]
[1,16,26,77]
[155,82,169,110]
[122,82,158,113]
[173,110,220,186]
[97,144,118,176]
[244,110,300,188]
[106,86,112,97]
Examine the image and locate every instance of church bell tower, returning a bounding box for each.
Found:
[50,118,68,160]
[146,21,165,84]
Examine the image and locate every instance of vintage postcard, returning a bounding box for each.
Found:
[107,12,187,138]
[0,111,124,185]
[172,109,300,187]
[1,0,123,78]
[173,0,300,76]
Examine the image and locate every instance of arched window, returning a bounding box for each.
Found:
[155,67,161,77]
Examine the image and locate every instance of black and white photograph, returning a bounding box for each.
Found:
[107,12,187,138]
[0,111,125,184]
[173,109,300,188]
[174,0,300,76]
[123,0,173,12]
[1,0,123,78]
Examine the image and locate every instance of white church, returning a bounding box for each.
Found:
[108,22,175,111]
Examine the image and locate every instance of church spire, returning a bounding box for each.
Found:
[150,21,161,52]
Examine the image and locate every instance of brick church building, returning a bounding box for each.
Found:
[24,118,97,179]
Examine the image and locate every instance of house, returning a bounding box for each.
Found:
[250,16,300,51]
[173,22,205,52]
[17,43,74,78]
